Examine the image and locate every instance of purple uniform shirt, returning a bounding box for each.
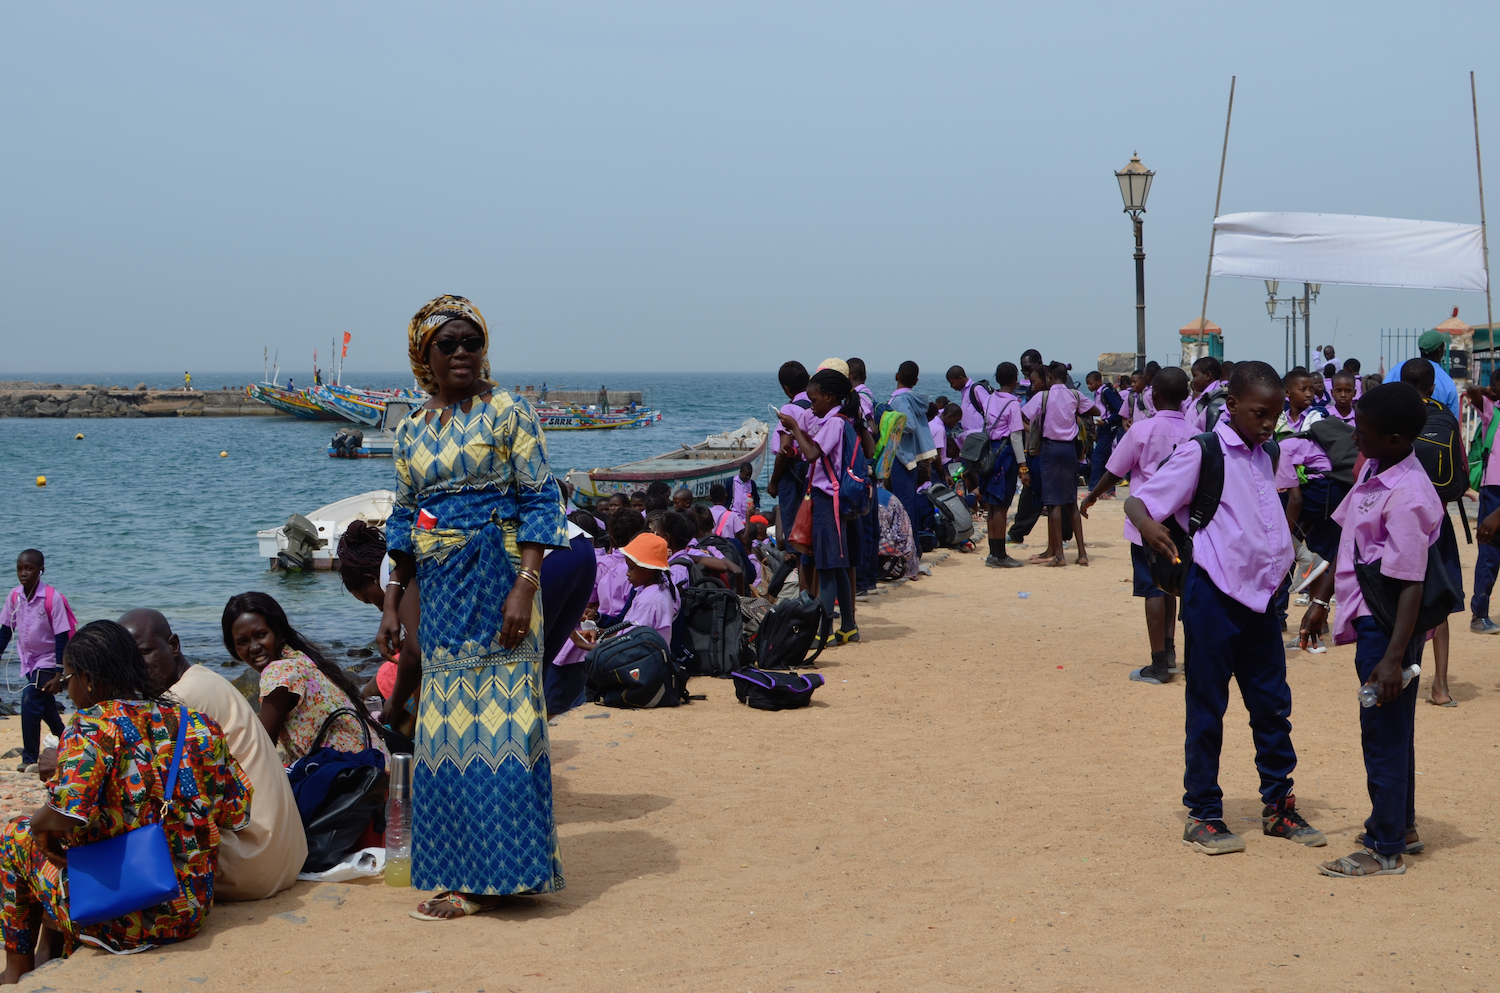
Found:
[594,551,631,617]
[956,380,989,439]
[1328,406,1356,427]
[772,392,813,456]
[1187,380,1226,432]
[1329,453,1444,645]
[1132,419,1295,612]
[1477,397,1500,488]
[1273,437,1335,488]
[1105,410,1197,545]
[854,384,875,423]
[1021,385,1101,442]
[805,409,846,495]
[0,584,69,676]
[982,391,1024,441]
[624,581,678,648]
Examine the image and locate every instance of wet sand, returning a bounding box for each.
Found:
[13,495,1500,992]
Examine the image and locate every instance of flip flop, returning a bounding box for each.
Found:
[409,891,493,921]
[1427,697,1458,707]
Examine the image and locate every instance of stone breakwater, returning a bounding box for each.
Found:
[0,382,277,418]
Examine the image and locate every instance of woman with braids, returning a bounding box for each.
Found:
[377,295,569,921]
[0,621,250,979]
[775,367,870,646]
[337,520,421,735]
[222,592,389,766]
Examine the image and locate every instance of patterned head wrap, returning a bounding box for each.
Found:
[407,294,492,390]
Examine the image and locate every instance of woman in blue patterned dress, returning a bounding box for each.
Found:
[378,295,569,921]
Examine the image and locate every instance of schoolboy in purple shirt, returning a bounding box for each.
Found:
[0,550,70,770]
[1126,361,1327,856]
[945,366,990,443]
[767,361,813,592]
[1299,383,1442,877]
[1081,368,1195,684]
[847,357,880,595]
[979,362,1028,568]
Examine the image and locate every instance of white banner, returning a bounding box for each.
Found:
[1211,211,1488,292]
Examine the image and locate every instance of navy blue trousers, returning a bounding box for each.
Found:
[857,506,880,591]
[1472,485,1500,618]
[1352,615,1422,856]
[1089,426,1117,491]
[21,669,63,765]
[1181,568,1297,820]
[889,461,921,559]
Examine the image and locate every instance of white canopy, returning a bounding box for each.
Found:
[1210,211,1488,292]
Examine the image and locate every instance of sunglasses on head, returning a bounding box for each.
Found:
[432,335,485,357]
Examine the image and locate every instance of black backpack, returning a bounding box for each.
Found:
[731,669,825,711]
[1295,417,1359,489]
[1146,432,1280,596]
[926,483,975,547]
[1414,398,1469,503]
[1196,386,1228,434]
[698,535,744,574]
[585,626,688,708]
[675,580,744,678]
[749,592,827,669]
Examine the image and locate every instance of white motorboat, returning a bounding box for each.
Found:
[256,489,397,570]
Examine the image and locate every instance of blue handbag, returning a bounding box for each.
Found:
[67,705,188,927]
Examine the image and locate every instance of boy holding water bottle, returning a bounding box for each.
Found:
[1299,382,1443,877]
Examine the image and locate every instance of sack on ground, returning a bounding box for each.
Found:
[585,625,689,708]
[731,668,826,711]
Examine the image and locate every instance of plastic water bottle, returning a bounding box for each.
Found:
[385,753,413,887]
[1358,664,1420,708]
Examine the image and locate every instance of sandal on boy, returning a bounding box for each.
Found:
[1317,849,1406,878]
[410,891,496,921]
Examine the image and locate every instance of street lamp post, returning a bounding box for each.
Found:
[1115,153,1155,374]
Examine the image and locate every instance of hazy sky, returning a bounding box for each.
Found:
[4,2,1500,377]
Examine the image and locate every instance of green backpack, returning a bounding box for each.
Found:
[1469,411,1500,491]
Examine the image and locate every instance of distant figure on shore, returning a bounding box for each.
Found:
[287,377,294,391]
[119,608,306,901]
[0,550,70,773]
[597,385,609,409]
[184,371,192,391]
[540,381,548,401]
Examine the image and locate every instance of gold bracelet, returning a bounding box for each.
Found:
[516,569,542,590]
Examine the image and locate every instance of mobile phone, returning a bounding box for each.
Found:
[769,403,783,418]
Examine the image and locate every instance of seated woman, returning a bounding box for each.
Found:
[221,592,388,765]
[336,521,420,737]
[0,621,250,980]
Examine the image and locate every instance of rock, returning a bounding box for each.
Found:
[34,402,60,416]
[0,748,19,759]
[135,382,148,390]
[230,668,262,713]
[346,647,373,658]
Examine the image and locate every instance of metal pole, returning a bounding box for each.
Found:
[1303,283,1311,369]
[1198,76,1237,334]
[1474,71,1494,334]
[1134,215,1147,373]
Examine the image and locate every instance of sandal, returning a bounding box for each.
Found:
[834,628,860,645]
[1317,849,1406,878]
[409,891,497,921]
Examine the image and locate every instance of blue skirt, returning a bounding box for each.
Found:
[810,490,849,569]
[1038,438,1080,507]
[980,442,1019,507]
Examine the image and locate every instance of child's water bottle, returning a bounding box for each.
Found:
[385,752,414,887]
[1358,664,1420,708]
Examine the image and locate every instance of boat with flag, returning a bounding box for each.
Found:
[565,418,768,507]
[245,383,343,420]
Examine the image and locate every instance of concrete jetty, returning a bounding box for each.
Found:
[0,383,277,417]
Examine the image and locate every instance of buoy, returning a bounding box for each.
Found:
[220,451,228,458]
[36,476,46,487]
[74,433,84,441]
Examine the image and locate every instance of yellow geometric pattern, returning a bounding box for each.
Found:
[416,663,549,775]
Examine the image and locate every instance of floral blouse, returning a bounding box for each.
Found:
[259,649,384,765]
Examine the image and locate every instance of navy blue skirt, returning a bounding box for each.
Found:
[1038,438,1079,507]
[810,490,849,569]
[1437,512,1465,611]
[980,442,1019,507]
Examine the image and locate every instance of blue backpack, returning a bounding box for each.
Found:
[830,416,874,519]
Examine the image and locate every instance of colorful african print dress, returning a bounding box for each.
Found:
[0,702,251,956]
[387,390,569,896]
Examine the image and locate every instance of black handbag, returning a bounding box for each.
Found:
[287,709,389,873]
[1024,390,1048,457]
[1353,541,1463,636]
[958,385,997,478]
[730,669,825,710]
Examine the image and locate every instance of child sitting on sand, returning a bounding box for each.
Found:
[1126,360,1326,857]
[1299,383,1442,877]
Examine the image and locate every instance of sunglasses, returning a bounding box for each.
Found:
[432,335,485,357]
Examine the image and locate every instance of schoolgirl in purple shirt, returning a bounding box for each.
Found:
[1020,361,1100,567]
[1126,361,1326,857]
[978,362,1029,568]
[1299,383,1443,877]
[1081,367,1196,685]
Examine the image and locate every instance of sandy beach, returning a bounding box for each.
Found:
[9,495,1498,993]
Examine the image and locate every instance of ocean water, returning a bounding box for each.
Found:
[0,371,797,698]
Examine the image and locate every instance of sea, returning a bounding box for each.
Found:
[0,371,804,707]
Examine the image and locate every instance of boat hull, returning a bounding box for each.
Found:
[246,383,344,420]
[256,489,397,569]
[310,385,384,426]
[536,408,660,431]
[566,418,767,507]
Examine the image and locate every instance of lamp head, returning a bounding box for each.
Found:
[1115,152,1154,215]
[1264,280,1279,297]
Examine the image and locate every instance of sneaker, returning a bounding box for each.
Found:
[1262,795,1327,847]
[1129,662,1172,685]
[1294,592,1311,607]
[1183,817,1246,855]
[985,555,1026,569]
[1167,646,1181,674]
[1470,616,1500,635]
[1290,557,1329,595]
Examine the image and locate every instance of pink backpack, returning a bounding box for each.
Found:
[8,585,77,638]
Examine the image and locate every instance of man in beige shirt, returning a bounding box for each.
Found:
[120,609,306,900]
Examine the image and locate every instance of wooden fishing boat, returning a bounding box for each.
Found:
[565,418,768,507]
[535,405,660,431]
[245,383,343,420]
[311,384,427,426]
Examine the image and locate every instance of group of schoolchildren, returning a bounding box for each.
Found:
[1070,336,1500,879]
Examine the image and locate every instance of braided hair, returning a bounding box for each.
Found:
[65,619,169,702]
[808,367,859,420]
[336,519,387,593]
[221,592,379,734]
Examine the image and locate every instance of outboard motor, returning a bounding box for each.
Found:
[278,513,323,571]
[330,427,364,458]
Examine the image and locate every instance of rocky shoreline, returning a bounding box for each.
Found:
[0,381,278,417]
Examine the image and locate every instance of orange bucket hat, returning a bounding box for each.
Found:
[621,533,670,571]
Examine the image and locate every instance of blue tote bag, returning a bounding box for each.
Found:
[67,705,188,927]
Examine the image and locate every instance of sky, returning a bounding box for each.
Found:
[3,1,1500,377]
